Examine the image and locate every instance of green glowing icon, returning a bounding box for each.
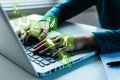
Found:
[58,51,72,67]
[19,19,42,39]
[43,16,57,31]
[45,37,56,50]
[13,4,42,39]
[60,34,74,49]
[19,24,29,38]
[13,4,20,14]
[20,28,27,38]
[39,20,49,30]
[21,14,28,23]
[29,20,42,38]
[13,18,19,27]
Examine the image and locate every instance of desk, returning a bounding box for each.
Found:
[0,14,108,80]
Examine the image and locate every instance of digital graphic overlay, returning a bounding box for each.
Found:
[58,50,72,67]
[13,4,20,14]
[44,33,74,67]
[60,34,74,50]
[45,37,56,50]
[13,4,42,39]
[29,19,42,38]
[42,16,57,31]
[13,3,73,68]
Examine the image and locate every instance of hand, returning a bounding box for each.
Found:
[20,16,57,44]
[19,20,48,44]
[31,34,98,58]
[22,28,48,44]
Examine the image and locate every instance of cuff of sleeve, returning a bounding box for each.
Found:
[92,32,111,54]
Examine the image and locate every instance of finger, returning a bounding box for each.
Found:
[32,42,47,53]
[54,36,60,42]
[52,47,68,58]
[33,36,57,49]
[38,28,48,41]
[39,42,62,55]
[33,28,48,48]
[49,35,59,40]
[23,32,30,44]
[39,47,51,55]
[33,39,46,49]
[33,36,60,52]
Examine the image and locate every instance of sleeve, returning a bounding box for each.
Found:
[43,0,96,25]
[93,29,120,54]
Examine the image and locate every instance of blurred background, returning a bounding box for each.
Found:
[0,0,98,27]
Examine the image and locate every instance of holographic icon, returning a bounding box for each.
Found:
[13,4,20,27]
[13,4,20,14]
[46,38,55,46]
[43,16,57,31]
[45,37,56,50]
[58,51,72,67]
[63,36,72,47]
[21,14,28,23]
[13,3,43,39]
[61,53,68,64]
[45,21,50,30]
[27,19,41,38]
[60,34,74,49]
[13,18,19,27]
[47,17,51,22]
[39,21,49,30]
[49,18,55,28]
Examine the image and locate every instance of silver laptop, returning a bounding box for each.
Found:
[0,5,96,77]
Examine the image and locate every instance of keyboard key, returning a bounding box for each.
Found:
[26,51,31,54]
[19,37,23,42]
[50,50,57,54]
[29,47,34,51]
[37,57,43,61]
[30,44,34,48]
[44,57,51,60]
[27,56,31,59]
[34,60,39,64]
[48,58,56,63]
[28,53,34,56]
[41,60,50,65]
[46,52,52,56]
[30,57,35,62]
[39,62,44,67]
[24,49,27,52]
[41,56,45,58]
[32,55,39,59]
[26,46,31,50]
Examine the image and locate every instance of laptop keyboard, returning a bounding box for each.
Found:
[25,46,57,67]
[19,37,57,67]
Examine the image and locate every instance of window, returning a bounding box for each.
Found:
[0,0,64,11]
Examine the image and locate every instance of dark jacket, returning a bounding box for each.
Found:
[44,0,120,53]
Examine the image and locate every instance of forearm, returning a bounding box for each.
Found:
[43,0,96,25]
[93,29,120,53]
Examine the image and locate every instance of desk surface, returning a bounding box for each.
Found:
[0,14,108,80]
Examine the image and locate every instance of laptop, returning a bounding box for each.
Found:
[0,5,96,77]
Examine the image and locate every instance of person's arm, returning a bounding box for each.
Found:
[31,28,120,56]
[22,0,96,44]
[43,0,96,25]
[93,29,120,53]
